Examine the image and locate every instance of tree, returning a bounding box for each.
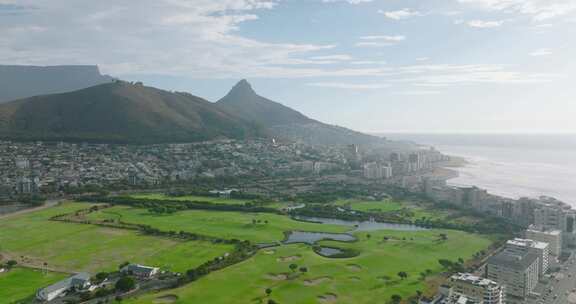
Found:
[397,271,408,280]
[289,264,298,272]
[439,233,448,241]
[391,294,402,304]
[6,260,17,268]
[118,261,130,270]
[265,288,272,297]
[115,276,136,292]
[299,267,308,273]
[95,272,109,283]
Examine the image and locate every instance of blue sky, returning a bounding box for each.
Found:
[1,0,575,133]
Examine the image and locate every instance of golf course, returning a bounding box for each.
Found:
[0,195,496,303]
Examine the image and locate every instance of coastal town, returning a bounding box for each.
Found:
[1,138,576,304]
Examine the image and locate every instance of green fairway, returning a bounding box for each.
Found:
[0,202,233,273]
[0,267,67,304]
[87,206,350,243]
[335,199,449,221]
[126,229,492,304]
[129,193,250,205]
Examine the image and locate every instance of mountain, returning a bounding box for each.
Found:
[0,81,265,143]
[217,80,383,145]
[0,65,114,103]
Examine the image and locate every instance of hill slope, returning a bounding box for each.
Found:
[217,80,382,145]
[0,82,265,143]
[0,65,114,103]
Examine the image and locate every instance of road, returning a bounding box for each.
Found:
[528,252,576,304]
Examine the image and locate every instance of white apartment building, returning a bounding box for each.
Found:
[504,238,549,277]
[525,226,562,256]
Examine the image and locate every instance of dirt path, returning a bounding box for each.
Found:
[0,199,61,220]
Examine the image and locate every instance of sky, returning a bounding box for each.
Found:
[1,0,575,134]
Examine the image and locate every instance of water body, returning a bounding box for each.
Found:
[284,231,356,244]
[316,247,344,257]
[293,216,426,232]
[384,133,576,206]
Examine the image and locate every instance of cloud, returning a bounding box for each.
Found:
[307,82,389,90]
[457,0,576,21]
[379,8,423,20]
[0,0,341,77]
[322,0,373,3]
[356,35,406,47]
[465,20,505,28]
[308,54,353,61]
[359,35,406,41]
[529,48,553,56]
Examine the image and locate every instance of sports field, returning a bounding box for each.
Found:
[86,206,349,243]
[126,229,492,304]
[0,202,232,273]
[0,267,66,304]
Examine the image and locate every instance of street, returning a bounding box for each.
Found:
[528,252,576,304]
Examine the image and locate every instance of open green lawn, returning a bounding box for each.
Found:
[0,267,67,304]
[334,199,450,222]
[87,206,350,243]
[126,229,492,304]
[0,202,232,273]
[129,193,251,205]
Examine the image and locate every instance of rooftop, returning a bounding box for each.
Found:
[487,251,539,271]
[507,238,549,250]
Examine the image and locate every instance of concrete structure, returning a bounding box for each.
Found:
[36,272,91,301]
[504,238,549,277]
[363,162,392,180]
[449,273,504,304]
[525,226,562,256]
[486,251,539,299]
[121,263,159,278]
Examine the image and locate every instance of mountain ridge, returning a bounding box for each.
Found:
[217,80,383,145]
[0,81,265,144]
[0,65,114,103]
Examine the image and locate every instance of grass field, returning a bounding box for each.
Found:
[126,229,492,304]
[0,202,233,273]
[87,206,350,243]
[334,199,452,222]
[129,193,251,205]
[0,267,67,304]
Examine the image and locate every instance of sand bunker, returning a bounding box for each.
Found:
[303,276,332,286]
[265,273,289,281]
[263,250,276,255]
[153,295,179,303]
[277,255,301,262]
[318,293,338,303]
[348,276,361,282]
[346,264,362,272]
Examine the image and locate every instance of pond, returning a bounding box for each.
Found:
[316,247,344,257]
[284,231,356,244]
[293,216,427,232]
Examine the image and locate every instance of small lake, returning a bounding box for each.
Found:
[284,231,356,244]
[316,247,343,257]
[293,216,427,232]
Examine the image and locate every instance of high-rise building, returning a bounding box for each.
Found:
[486,251,539,300]
[525,226,562,256]
[504,238,549,277]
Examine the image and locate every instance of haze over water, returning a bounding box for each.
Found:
[385,134,576,207]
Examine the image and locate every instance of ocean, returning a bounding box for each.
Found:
[382,134,576,206]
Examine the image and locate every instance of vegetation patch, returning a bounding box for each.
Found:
[0,267,67,304]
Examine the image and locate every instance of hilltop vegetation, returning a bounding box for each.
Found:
[0,81,265,143]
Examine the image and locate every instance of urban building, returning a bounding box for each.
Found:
[525,226,562,256]
[504,238,549,277]
[36,272,91,301]
[486,251,539,299]
[448,273,504,304]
